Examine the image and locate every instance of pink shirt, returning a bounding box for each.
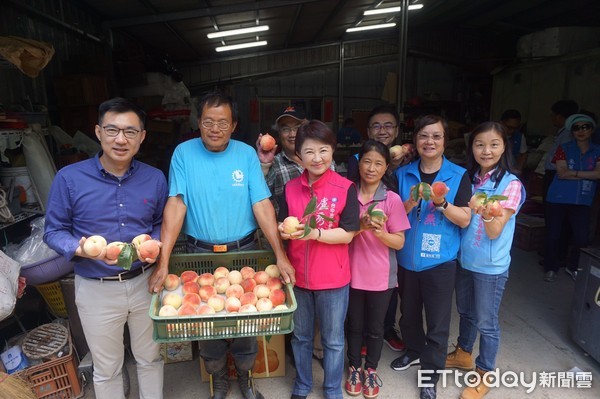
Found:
[475,170,523,211]
[349,184,411,291]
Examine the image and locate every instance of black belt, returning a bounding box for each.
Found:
[90,263,154,282]
[187,231,255,253]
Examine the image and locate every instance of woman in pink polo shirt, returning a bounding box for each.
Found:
[345,140,411,398]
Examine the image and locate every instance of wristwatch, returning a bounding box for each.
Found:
[435,199,449,212]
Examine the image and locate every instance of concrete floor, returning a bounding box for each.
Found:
[81,247,600,398]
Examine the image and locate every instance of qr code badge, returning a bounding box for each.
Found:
[421,233,441,253]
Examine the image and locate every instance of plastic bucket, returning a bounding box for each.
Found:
[0,167,37,204]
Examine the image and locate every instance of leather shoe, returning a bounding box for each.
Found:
[420,385,437,399]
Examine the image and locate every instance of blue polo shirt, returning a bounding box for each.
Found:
[44,154,168,278]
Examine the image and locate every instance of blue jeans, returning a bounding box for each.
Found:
[455,265,508,372]
[292,285,349,399]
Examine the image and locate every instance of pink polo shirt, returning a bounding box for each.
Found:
[349,184,411,291]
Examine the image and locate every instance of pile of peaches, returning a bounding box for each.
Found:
[157,264,288,317]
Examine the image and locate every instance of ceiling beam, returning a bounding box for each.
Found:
[108,0,322,28]
[309,0,351,43]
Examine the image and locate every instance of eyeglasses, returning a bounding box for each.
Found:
[416,133,444,142]
[280,125,300,135]
[102,126,141,139]
[201,120,231,130]
[571,123,593,132]
[369,123,397,132]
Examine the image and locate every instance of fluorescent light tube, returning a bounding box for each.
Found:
[364,4,424,15]
[216,41,268,52]
[208,25,269,39]
[346,23,396,33]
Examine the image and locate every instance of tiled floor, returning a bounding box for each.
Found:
[81,247,600,398]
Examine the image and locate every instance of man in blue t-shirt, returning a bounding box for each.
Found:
[156,92,294,399]
[500,109,528,175]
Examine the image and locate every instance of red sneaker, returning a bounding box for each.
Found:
[361,346,367,357]
[362,368,382,398]
[383,330,405,352]
[345,366,363,396]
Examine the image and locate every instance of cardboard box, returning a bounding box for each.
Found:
[200,335,285,381]
[514,214,546,252]
[161,341,196,364]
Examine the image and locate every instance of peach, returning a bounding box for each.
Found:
[213,266,229,279]
[253,271,269,285]
[266,277,282,291]
[214,277,231,294]
[83,235,107,257]
[105,241,125,260]
[259,133,276,151]
[273,304,288,311]
[256,297,273,312]
[199,285,217,302]
[487,201,504,217]
[182,281,200,295]
[197,273,215,287]
[197,304,216,315]
[281,216,301,234]
[163,274,180,291]
[138,239,160,260]
[225,297,241,313]
[226,284,244,299]
[180,270,198,284]
[132,233,152,247]
[239,304,258,313]
[177,303,197,316]
[389,145,405,159]
[182,293,202,308]
[240,292,258,306]
[240,278,257,293]
[227,270,243,285]
[254,284,270,299]
[431,181,449,198]
[207,295,225,312]
[269,288,286,307]
[158,304,178,317]
[240,266,255,280]
[162,292,182,309]
[265,264,280,278]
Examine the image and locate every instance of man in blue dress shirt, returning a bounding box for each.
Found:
[44,97,168,399]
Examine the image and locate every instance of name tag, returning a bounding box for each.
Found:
[213,244,227,253]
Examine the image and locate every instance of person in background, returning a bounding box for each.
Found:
[155,91,295,399]
[345,140,410,398]
[346,104,415,353]
[337,117,362,145]
[278,120,360,399]
[543,114,600,282]
[500,109,527,174]
[391,115,472,399]
[541,100,579,199]
[446,122,525,399]
[44,97,167,399]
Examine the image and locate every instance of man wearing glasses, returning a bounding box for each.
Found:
[44,97,168,399]
[156,92,294,399]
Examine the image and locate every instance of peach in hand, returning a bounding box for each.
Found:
[83,235,107,257]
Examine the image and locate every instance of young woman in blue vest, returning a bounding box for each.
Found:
[543,114,600,282]
[446,122,525,399]
[391,115,472,399]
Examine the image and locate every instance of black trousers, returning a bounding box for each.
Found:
[399,261,456,383]
[544,202,590,272]
[347,287,394,370]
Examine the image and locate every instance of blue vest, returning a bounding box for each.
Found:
[547,141,600,206]
[459,172,525,275]
[395,157,466,271]
[510,132,522,162]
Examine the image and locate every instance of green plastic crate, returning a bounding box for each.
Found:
[150,250,296,342]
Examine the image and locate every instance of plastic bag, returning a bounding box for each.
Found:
[14,217,58,265]
[0,250,20,321]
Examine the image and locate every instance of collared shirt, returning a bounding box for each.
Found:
[44,154,168,278]
[474,169,522,212]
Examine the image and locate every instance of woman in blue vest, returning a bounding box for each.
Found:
[446,122,525,399]
[543,114,600,282]
[391,115,472,399]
